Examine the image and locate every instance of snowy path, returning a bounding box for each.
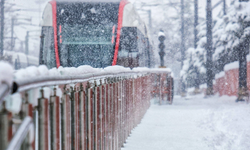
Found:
[122,95,250,150]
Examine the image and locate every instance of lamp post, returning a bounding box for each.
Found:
[206,0,214,96]
[158,30,166,68]
[0,0,5,57]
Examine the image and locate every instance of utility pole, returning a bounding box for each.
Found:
[237,0,248,101]
[194,0,200,92]
[181,0,186,95]
[11,17,14,51]
[206,0,213,96]
[223,0,226,15]
[194,0,198,49]
[181,0,185,68]
[0,0,4,57]
[25,31,29,55]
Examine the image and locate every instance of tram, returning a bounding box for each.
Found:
[39,0,154,69]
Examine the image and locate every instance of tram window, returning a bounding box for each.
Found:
[39,27,56,69]
[59,25,114,68]
[61,25,113,45]
[120,27,138,52]
[66,44,113,68]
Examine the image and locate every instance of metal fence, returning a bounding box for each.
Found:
[0,70,173,150]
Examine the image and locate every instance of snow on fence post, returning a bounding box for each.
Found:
[224,61,239,96]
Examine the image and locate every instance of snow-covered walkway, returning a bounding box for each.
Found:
[122,95,250,150]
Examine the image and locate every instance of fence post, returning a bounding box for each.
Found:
[38,88,49,150]
[50,87,60,150]
[115,77,119,150]
[101,79,106,150]
[118,77,122,149]
[159,74,162,105]
[20,92,34,150]
[0,102,12,150]
[133,77,136,129]
[73,86,80,150]
[86,82,94,150]
[61,85,71,150]
[85,82,90,150]
[108,77,113,150]
[94,80,101,150]
[170,77,174,104]
[110,77,115,150]
[79,83,86,150]
[126,77,129,140]
[121,78,125,147]
[130,76,133,134]
[106,78,111,150]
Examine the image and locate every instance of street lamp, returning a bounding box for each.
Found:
[158,30,166,68]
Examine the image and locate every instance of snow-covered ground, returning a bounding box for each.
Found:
[122,95,250,150]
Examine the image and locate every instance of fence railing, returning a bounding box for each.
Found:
[0,68,173,150]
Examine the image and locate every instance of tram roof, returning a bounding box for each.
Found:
[56,0,121,3]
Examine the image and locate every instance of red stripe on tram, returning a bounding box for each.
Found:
[112,0,129,66]
[50,0,61,68]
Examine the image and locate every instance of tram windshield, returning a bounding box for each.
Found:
[61,25,113,45]
[60,25,114,68]
[57,2,119,68]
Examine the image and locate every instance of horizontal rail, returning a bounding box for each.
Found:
[0,68,172,103]
[15,70,171,93]
[15,71,144,93]
[6,117,34,150]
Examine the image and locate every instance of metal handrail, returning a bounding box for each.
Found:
[6,116,34,150]
[0,69,171,105]
[15,71,147,93]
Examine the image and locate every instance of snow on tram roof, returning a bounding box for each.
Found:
[56,0,121,3]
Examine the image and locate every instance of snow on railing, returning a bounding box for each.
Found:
[0,63,173,150]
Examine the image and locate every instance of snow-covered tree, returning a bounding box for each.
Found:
[182,0,250,93]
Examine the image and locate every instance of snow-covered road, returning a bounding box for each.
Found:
[122,95,250,150]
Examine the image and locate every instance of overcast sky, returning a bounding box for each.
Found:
[130,0,233,25]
